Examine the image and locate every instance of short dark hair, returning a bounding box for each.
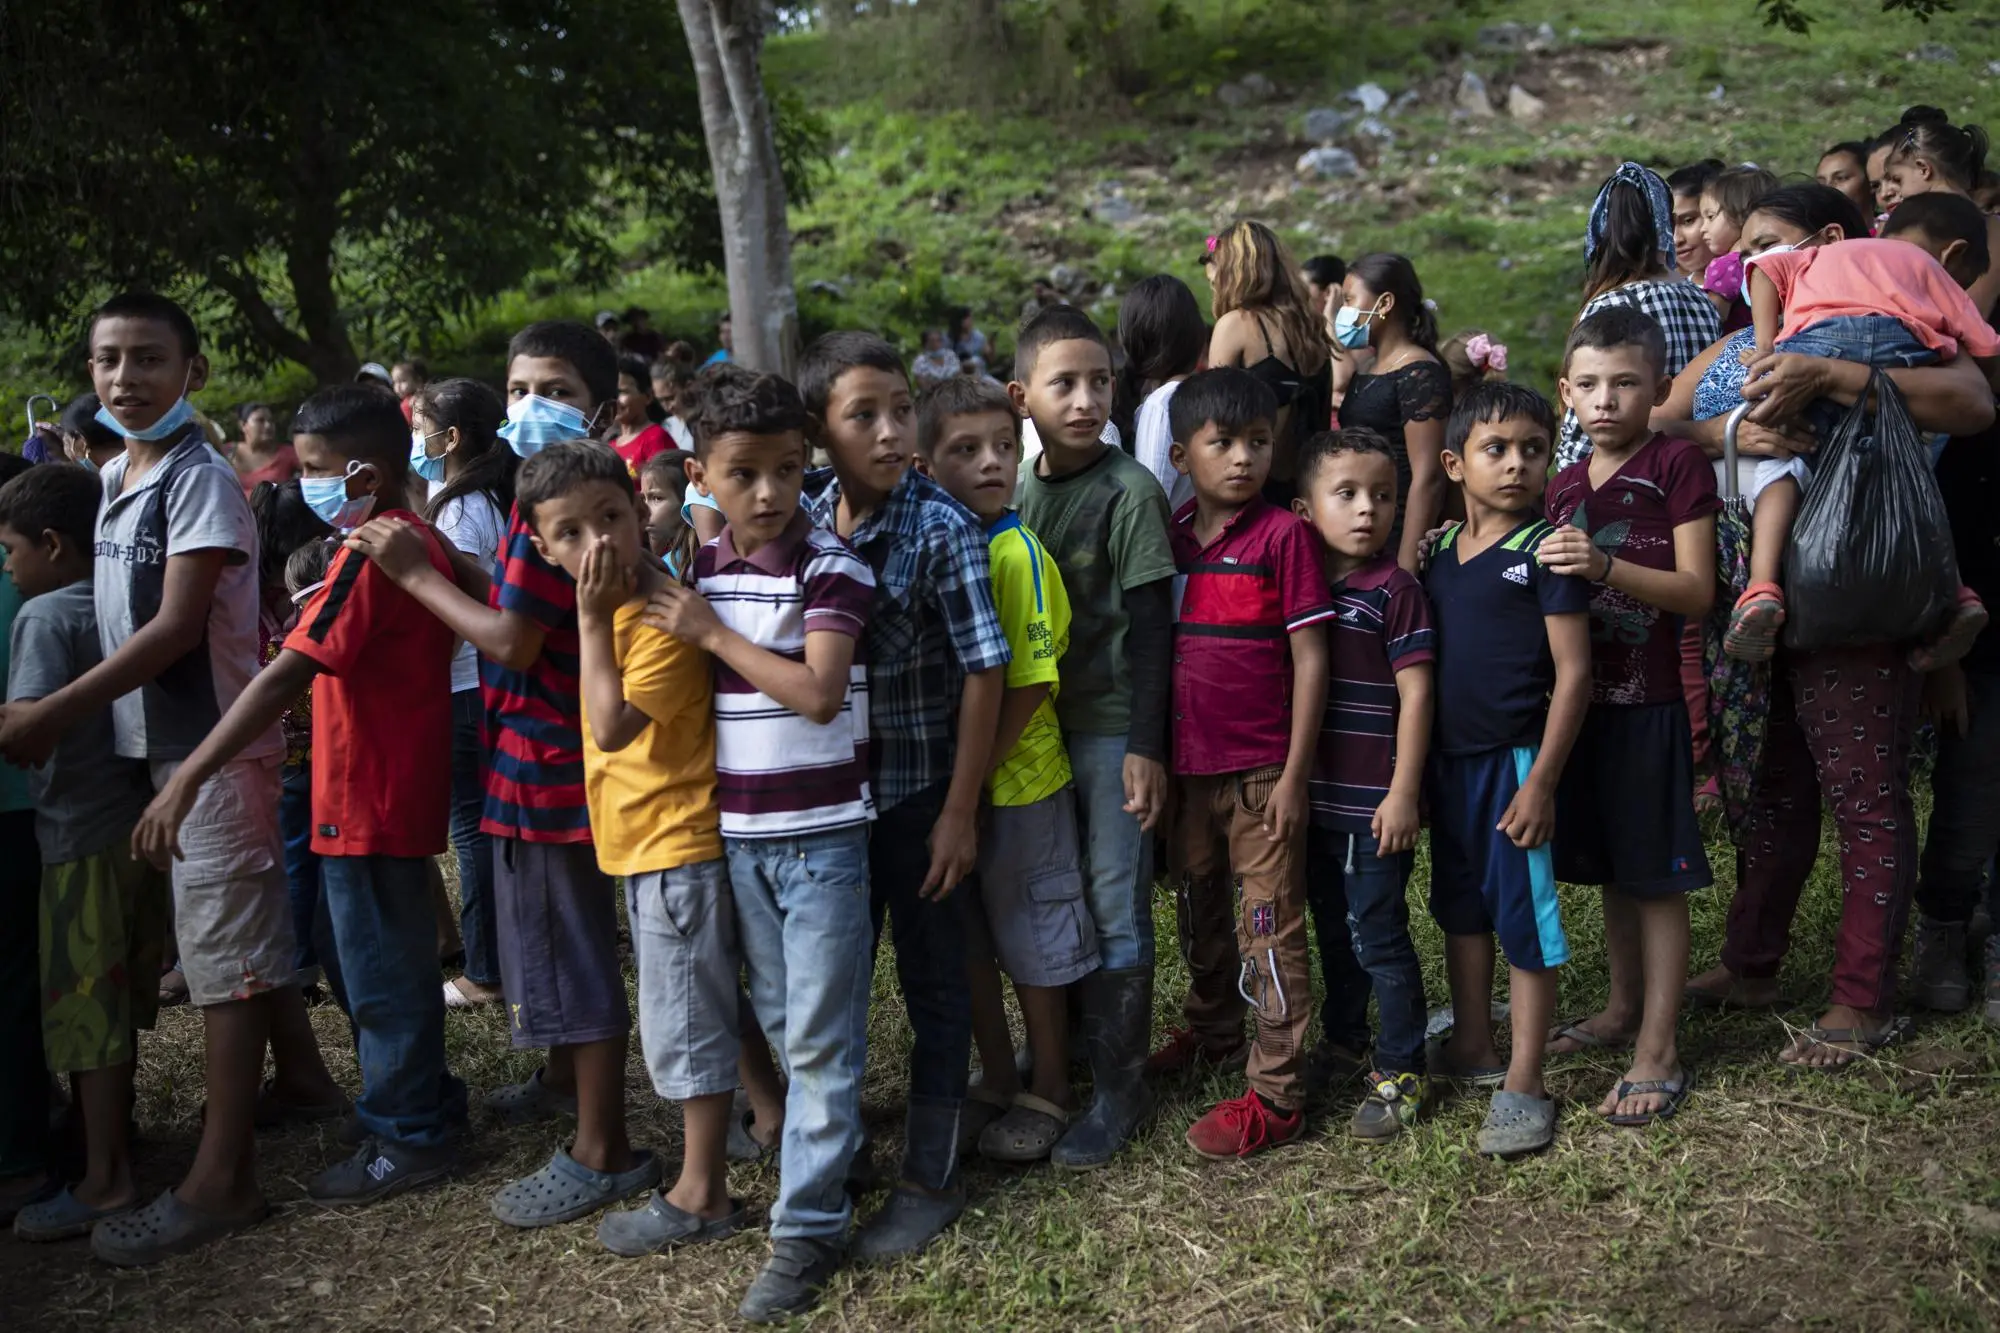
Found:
[617,354,655,393]
[0,455,35,489]
[1302,254,1347,289]
[515,441,633,531]
[59,393,119,452]
[87,292,200,359]
[1665,158,1725,199]
[1883,191,1993,278]
[1562,305,1668,378]
[0,464,103,552]
[683,364,810,457]
[797,331,906,418]
[1295,426,1397,489]
[1167,367,1278,444]
[917,376,1018,455]
[1013,305,1110,384]
[291,386,411,473]
[507,320,620,413]
[1445,382,1557,457]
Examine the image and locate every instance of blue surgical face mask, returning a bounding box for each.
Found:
[497,394,593,459]
[1741,243,1797,302]
[301,462,378,533]
[94,368,196,443]
[409,429,448,484]
[1332,301,1380,350]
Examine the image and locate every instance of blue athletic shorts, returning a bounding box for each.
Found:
[1427,746,1569,972]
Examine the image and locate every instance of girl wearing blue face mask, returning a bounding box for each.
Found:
[1334,253,1450,574]
[408,377,515,1010]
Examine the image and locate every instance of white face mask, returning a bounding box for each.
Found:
[1740,243,1799,303]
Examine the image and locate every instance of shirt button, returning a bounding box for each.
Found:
[1175,713,1184,720]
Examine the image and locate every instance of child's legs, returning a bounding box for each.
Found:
[1015,984,1072,1107]
[1170,774,1247,1046]
[0,810,49,1188]
[1065,732,1154,971]
[1428,753,1504,1063]
[180,993,271,1211]
[1917,669,2000,924]
[320,855,460,1148]
[428,859,460,960]
[449,689,500,988]
[71,1063,138,1205]
[1748,476,1799,589]
[980,794,1098,1106]
[1335,835,1424,1076]
[1304,826,1370,1055]
[1625,892,1691,1077]
[1227,766,1312,1110]
[736,999,784,1137]
[960,886,1018,1098]
[625,860,739,1215]
[278,763,321,977]
[728,827,873,1242]
[1487,746,1569,1094]
[1504,966,1558,1097]
[489,837,629,1087]
[1441,935,1497,1059]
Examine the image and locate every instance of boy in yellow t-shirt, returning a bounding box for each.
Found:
[915,378,1098,1165]
[515,443,744,1256]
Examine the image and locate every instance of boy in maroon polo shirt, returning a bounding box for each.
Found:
[136,387,467,1203]
[1163,368,1333,1159]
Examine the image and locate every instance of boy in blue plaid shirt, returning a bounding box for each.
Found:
[794,333,1010,1266]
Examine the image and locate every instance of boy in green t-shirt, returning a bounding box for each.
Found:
[915,377,1098,1164]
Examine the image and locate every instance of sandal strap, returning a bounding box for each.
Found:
[1010,1092,1070,1122]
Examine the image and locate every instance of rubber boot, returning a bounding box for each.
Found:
[1050,967,1154,1170]
[1908,914,1970,1013]
[851,1097,965,1261]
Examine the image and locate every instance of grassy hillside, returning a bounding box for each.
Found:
[4,0,1995,426]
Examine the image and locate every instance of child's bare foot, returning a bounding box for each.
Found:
[1684,965,1779,1010]
[1724,582,1786,662]
[1909,588,1989,674]
[443,976,502,1009]
[1777,1006,1906,1071]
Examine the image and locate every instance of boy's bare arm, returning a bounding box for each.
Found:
[1501,612,1592,849]
[923,665,1006,900]
[346,518,540,668]
[1539,515,1716,619]
[1376,662,1434,856]
[0,548,227,765]
[1265,622,1328,844]
[988,681,1052,781]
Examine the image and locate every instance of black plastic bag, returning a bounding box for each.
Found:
[1783,371,1959,653]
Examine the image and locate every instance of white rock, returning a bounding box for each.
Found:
[1241,71,1276,98]
[1456,69,1494,117]
[1302,107,1349,141]
[1506,84,1547,122]
[1296,146,1361,180]
[1347,81,1389,114]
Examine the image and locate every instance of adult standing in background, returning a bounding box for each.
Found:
[228,403,298,494]
[1203,220,1332,503]
[703,314,733,366]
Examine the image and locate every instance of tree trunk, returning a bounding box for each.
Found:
[677,0,799,378]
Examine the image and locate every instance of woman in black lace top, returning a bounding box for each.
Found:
[1331,253,1450,572]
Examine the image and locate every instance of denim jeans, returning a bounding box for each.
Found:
[449,690,499,987]
[280,763,321,974]
[871,782,971,1188]
[1775,314,1939,444]
[1065,731,1155,971]
[1306,826,1426,1076]
[1917,669,2000,926]
[320,855,466,1148]
[727,826,873,1242]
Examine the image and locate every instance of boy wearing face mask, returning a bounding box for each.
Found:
[0,293,347,1265]
[343,322,664,1228]
[135,386,468,1206]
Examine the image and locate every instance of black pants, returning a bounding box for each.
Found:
[0,810,49,1180]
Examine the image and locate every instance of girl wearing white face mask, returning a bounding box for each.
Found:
[1332,253,1449,575]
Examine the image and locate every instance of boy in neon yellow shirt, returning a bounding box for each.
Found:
[916,377,1097,1164]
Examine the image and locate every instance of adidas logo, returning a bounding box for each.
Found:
[1501,563,1530,585]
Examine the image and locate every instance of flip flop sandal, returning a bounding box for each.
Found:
[596,1189,748,1257]
[15,1185,142,1242]
[490,1148,662,1228]
[1545,1019,1633,1056]
[1909,592,1990,673]
[89,1189,269,1267]
[1476,1090,1557,1158]
[1424,1036,1507,1089]
[1605,1065,1697,1128]
[1777,1017,1910,1074]
[957,1084,1012,1155]
[482,1068,579,1126]
[1724,582,1787,663]
[978,1093,1070,1164]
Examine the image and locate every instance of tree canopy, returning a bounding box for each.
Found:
[0,0,824,383]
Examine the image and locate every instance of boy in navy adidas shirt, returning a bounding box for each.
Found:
[1423,382,1591,1159]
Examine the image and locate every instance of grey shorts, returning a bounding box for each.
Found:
[627,858,741,1101]
[964,790,1099,988]
[150,756,297,1007]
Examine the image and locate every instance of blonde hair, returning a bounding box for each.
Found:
[1208,221,1330,375]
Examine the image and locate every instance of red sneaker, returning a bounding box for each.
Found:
[1145,1025,1248,1077]
[1185,1089,1303,1160]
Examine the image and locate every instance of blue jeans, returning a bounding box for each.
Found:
[1776,314,1939,444]
[449,690,499,987]
[280,763,321,975]
[320,855,466,1148]
[1306,826,1426,1076]
[1065,731,1155,971]
[727,826,873,1242]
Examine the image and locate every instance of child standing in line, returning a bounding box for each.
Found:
[135,387,469,1202]
[1424,381,1592,1158]
[914,375,1097,1164]
[1011,306,1177,1171]
[639,449,699,579]
[793,332,1011,1258]
[0,295,343,1265]
[642,366,876,1322]
[1541,309,1719,1127]
[505,444,740,1250]
[1,465,164,1241]
[343,321,657,1226]
[1160,368,1332,1159]
[1290,428,1437,1141]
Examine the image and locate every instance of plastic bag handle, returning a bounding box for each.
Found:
[1721,402,1749,502]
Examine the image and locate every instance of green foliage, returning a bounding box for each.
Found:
[1757,0,1956,34]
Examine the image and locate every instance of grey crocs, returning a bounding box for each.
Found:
[481,1068,579,1127]
[596,1189,748,1256]
[1476,1090,1557,1158]
[89,1189,269,1267]
[15,1186,139,1242]
[491,1148,660,1228]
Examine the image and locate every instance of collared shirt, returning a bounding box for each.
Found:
[1168,497,1335,776]
[695,511,876,837]
[985,511,1071,807]
[1310,553,1435,832]
[803,467,1011,811]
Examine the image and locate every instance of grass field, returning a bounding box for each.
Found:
[5,816,1999,1331]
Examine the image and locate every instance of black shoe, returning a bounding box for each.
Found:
[738,1237,844,1323]
[307,1138,457,1205]
[850,1186,965,1261]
